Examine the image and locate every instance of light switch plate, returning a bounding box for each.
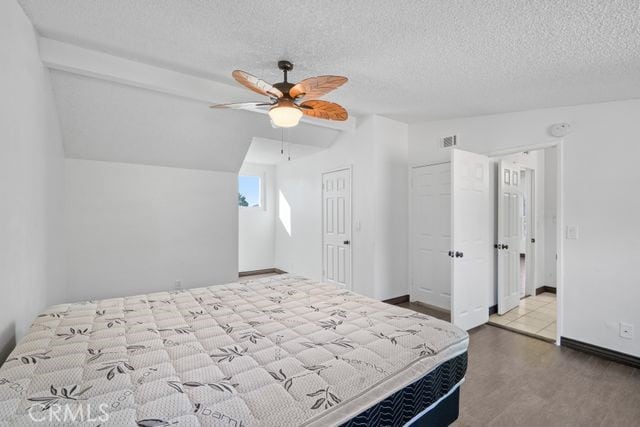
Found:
[566,225,579,240]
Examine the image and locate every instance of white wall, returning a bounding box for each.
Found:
[372,117,410,299]
[0,0,66,362]
[65,159,238,301]
[238,163,275,272]
[275,115,408,300]
[409,99,640,357]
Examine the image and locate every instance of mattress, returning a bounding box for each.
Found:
[0,274,468,426]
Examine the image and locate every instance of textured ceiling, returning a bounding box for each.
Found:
[19,0,640,122]
[51,71,339,171]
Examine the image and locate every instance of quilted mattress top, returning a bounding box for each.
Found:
[0,275,468,426]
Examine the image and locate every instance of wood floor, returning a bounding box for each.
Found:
[399,302,640,426]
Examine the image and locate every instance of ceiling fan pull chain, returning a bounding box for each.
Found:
[281,128,284,155]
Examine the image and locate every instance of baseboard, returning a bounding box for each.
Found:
[561,337,640,369]
[536,286,557,295]
[383,294,410,305]
[488,304,498,315]
[238,268,287,277]
[407,300,451,316]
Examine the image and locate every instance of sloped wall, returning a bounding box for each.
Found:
[0,0,66,362]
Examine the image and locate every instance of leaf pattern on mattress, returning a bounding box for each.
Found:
[308,386,342,410]
[27,385,92,411]
[167,378,237,394]
[56,327,90,340]
[5,351,51,365]
[97,360,134,380]
[210,345,247,363]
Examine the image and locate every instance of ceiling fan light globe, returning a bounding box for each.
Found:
[268,105,302,128]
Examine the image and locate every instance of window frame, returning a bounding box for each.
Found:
[238,174,265,210]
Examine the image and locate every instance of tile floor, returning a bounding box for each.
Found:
[488,292,556,341]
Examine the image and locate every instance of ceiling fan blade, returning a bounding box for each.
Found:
[232,70,283,99]
[290,75,348,100]
[299,100,348,121]
[209,102,274,110]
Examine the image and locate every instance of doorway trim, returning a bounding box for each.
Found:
[523,167,537,299]
[488,139,564,345]
[321,165,353,289]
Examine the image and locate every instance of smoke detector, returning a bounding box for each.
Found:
[549,123,571,137]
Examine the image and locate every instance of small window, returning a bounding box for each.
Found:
[238,175,261,208]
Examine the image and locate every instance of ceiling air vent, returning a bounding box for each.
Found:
[441,134,458,149]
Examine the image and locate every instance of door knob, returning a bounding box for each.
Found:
[455,251,464,258]
[343,240,350,245]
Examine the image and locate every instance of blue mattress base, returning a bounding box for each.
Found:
[341,352,468,427]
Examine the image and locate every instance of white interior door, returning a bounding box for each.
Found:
[497,160,525,314]
[322,168,352,289]
[451,149,490,331]
[410,163,451,310]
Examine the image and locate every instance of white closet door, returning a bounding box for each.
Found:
[497,160,524,314]
[451,149,490,331]
[410,163,451,310]
[322,168,352,289]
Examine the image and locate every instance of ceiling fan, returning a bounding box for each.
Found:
[210,60,348,128]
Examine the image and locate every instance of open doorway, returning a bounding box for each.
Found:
[489,146,558,342]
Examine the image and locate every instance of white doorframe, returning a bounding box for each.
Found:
[408,161,451,307]
[321,165,353,289]
[488,140,564,345]
[523,167,537,298]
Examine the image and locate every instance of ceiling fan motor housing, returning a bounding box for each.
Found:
[278,60,294,72]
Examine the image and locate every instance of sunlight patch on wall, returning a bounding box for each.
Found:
[278,190,291,236]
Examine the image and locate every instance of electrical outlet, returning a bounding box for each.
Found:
[566,225,579,240]
[174,280,182,290]
[620,322,633,340]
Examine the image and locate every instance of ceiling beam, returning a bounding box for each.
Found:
[38,37,356,132]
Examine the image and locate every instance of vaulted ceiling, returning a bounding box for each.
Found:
[51,71,339,172]
[19,0,640,123]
